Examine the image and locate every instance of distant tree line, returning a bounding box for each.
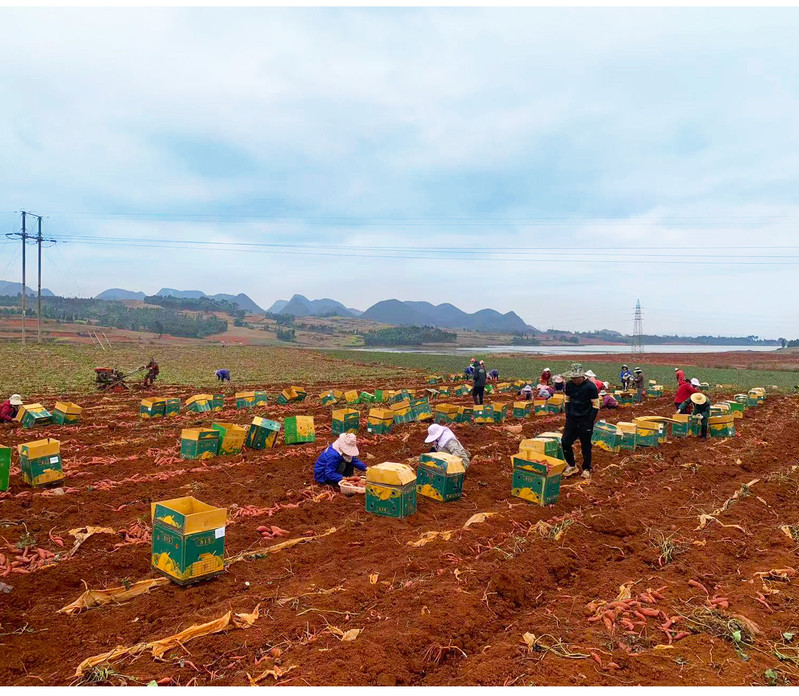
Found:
[362,326,457,346]
[276,327,296,342]
[0,295,227,338]
[511,335,541,346]
[143,295,245,319]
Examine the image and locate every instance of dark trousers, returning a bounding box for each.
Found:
[472,386,485,404]
[697,415,708,438]
[562,417,595,471]
[323,461,355,487]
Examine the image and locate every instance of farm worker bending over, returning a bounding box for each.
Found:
[619,365,632,390]
[674,377,698,412]
[562,363,600,480]
[464,358,476,378]
[553,375,565,393]
[537,384,553,399]
[632,368,645,403]
[215,369,231,382]
[519,384,533,400]
[600,391,618,409]
[691,392,711,439]
[540,367,552,386]
[425,423,471,469]
[675,367,685,383]
[0,394,22,423]
[472,360,487,405]
[585,370,604,391]
[142,358,159,387]
[488,369,500,381]
[313,433,366,487]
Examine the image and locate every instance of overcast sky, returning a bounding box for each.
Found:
[2,8,799,337]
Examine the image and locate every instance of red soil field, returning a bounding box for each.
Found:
[1,379,798,686]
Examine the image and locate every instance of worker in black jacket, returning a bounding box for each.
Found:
[562,363,600,480]
[472,360,487,405]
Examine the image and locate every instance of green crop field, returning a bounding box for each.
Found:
[329,350,799,393]
[0,344,412,395]
[2,343,798,396]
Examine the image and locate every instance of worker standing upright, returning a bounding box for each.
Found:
[562,363,600,480]
[472,360,487,405]
[632,368,645,403]
[619,365,633,390]
[675,367,685,383]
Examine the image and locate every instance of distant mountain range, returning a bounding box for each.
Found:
[362,300,533,333]
[0,280,55,297]
[94,287,265,313]
[268,294,362,318]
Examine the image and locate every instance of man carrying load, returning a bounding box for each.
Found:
[562,363,600,480]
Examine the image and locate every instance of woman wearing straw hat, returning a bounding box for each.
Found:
[690,392,711,439]
[313,433,367,487]
[0,394,22,423]
[425,423,471,469]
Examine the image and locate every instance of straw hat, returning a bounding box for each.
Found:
[9,394,22,406]
[690,393,708,405]
[334,432,359,457]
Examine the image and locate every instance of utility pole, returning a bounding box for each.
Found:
[37,216,43,343]
[21,212,27,345]
[5,212,55,345]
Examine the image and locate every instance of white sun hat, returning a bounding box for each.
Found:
[425,423,445,443]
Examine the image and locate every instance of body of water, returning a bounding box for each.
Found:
[350,344,778,355]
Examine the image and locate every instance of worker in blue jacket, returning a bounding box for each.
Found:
[619,365,632,390]
[313,433,367,486]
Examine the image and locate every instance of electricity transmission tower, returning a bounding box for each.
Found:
[631,299,644,357]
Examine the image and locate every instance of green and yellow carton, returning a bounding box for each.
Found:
[546,393,566,413]
[455,384,472,397]
[16,403,52,428]
[18,438,63,487]
[372,389,386,403]
[648,385,664,398]
[51,401,82,426]
[473,405,494,424]
[511,451,566,506]
[367,408,394,435]
[180,428,220,460]
[186,394,213,413]
[633,418,663,447]
[320,390,339,406]
[254,390,269,406]
[417,452,465,502]
[210,394,225,412]
[492,404,510,423]
[411,397,433,422]
[709,414,735,438]
[277,386,300,405]
[434,403,459,424]
[343,390,361,405]
[211,422,248,455]
[0,445,10,491]
[151,496,227,585]
[533,398,549,415]
[456,405,473,423]
[365,463,417,519]
[164,398,181,417]
[332,408,360,435]
[670,413,691,438]
[513,401,533,419]
[245,416,281,449]
[140,398,166,419]
[616,422,637,450]
[750,387,766,403]
[390,399,414,425]
[437,386,450,397]
[614,391,636,406]
[592,421,623,453]
[520,436,564,461]
[725,400,745,419]
[284,416,315,445]
[426,375,444,385]
[235,391,257,409]
[360,391,376,403]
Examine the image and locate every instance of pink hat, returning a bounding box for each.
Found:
[333,432,359,457]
